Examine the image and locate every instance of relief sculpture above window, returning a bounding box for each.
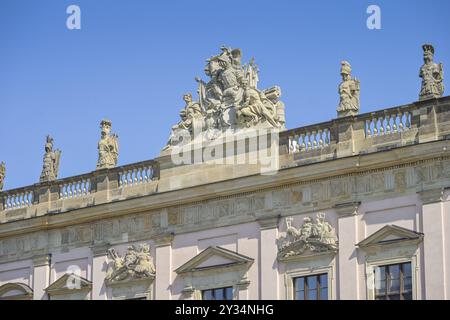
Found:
[278,213,338,260]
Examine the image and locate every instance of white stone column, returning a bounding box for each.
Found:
[335,202,360,300]
[32,254,51,300]
[154,234,174,300]
[90,243,109,300]
[420,189,447,299]
[258,216,279,300]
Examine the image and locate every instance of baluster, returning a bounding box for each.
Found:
[386,114,391,134]
[299,133,305,151]
[378,117,384,135]
[392,114,398,132]
[306,132,311,151]
[398,112,404,131]
[310,131,317,149]
[405,111,411,129]
[366,119,372,137]
[127,170,132,185]
[373,117,378,136]
[318,129,323,147]
[132,169,138,184]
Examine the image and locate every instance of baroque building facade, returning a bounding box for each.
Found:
[0,46,449,300]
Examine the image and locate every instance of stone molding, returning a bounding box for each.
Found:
[32,253,51,267]
[333,201,361,217]
[418,188,445,204]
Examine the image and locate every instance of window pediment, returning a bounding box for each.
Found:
[357,225,423,250]
[0,283,33,300]
[175,246,254,274]
[45,273,92,295]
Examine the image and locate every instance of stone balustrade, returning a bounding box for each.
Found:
[118,162,156,188]
[287,123,332,153]
[364,108,412,138]
[59,176,92,199]
[0,96,449,222]
[3,188,34,211]
[0,160,159,221]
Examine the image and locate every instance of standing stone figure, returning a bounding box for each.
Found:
[419,44,444,101]
[0,162,5,191]
[96,119,119,169]
[337,61,360,117]
[39,135,61,182]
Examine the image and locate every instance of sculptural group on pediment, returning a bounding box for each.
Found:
[278,213,338,259]
[163,46,286,151]
[106,243,155,283]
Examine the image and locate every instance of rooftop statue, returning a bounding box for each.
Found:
[39,135,61,183]
[0,162,5,191]
[419,44,444,101]
[337,61,360,117]
[162,46,285,151]
[96,119,119,170]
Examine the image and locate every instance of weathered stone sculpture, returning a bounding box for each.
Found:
[0,162,5,191]
[96,119,119,170]
[106,244,155,283]
[278,213,338,259]
[337,61,360,117]
[162,46,285,151]
[419,44,444,101]
[39,135,61,182]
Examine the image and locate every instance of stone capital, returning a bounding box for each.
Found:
[90,242,111,257]
[257,214,280,230]
[418,188,445,204]
[153,232,174,247]
[334,201,361,217]
[32,253,51,267]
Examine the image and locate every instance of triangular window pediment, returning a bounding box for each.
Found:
[175,246,253,274]
[45,273,92,294]
[357,225,423,249]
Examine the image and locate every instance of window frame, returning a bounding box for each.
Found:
[293,273,329,300]
[365,255,419,300]
[201,286,233,300]
[373,262,413,300]
[284,262,334,300]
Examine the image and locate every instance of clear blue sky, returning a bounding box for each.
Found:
[1,0,449,190]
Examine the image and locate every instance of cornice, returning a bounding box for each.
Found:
[0,140,449,240]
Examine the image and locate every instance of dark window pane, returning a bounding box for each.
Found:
[215,288,224,300]
[389,279,400,293]
[308,289,318,300]
[320,287,328,300]
[224,287,233,300]
[404,277,412,291]
[295,290,305,300]
[202,290,213,300]
[403,292,412,300]
[307,276,317,290]
[375,266,386,281]
[389,265,400,280]
[388,294,400,300]
[320,274,328,288]
[402,263,412,277]
[295,277,304,291]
